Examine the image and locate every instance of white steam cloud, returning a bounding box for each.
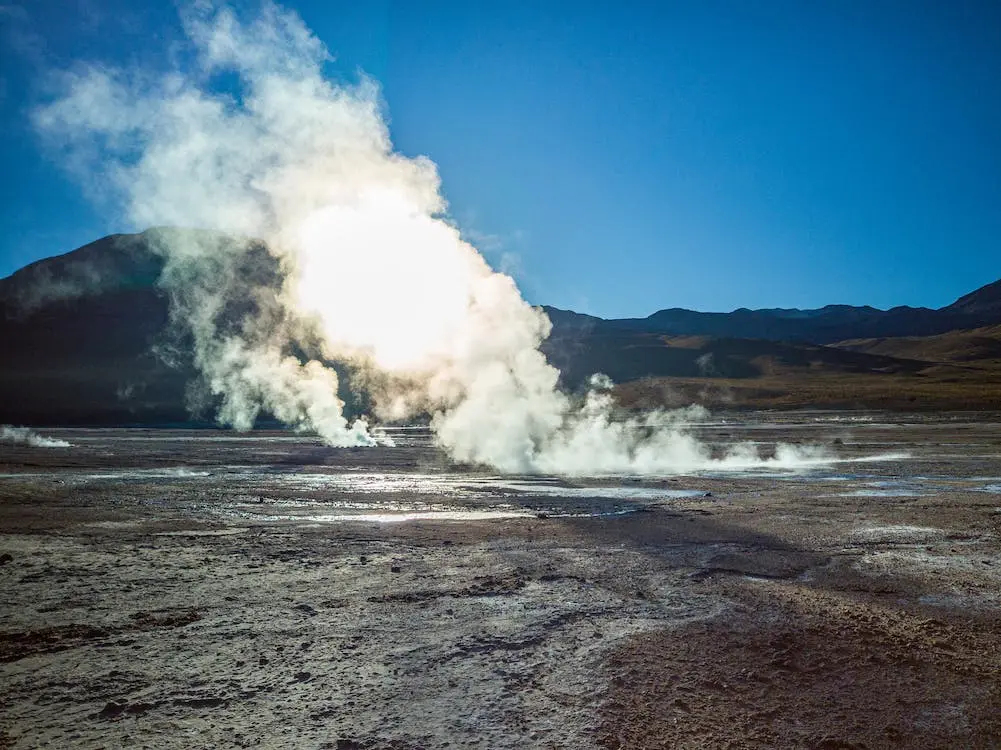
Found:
[34,1,830,475]
[1,426,72,449]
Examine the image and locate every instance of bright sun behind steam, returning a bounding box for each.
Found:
[292,190,486,372]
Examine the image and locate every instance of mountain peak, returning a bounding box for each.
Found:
[945,278,1001,316]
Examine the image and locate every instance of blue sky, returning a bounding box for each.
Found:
[2,0,999,317]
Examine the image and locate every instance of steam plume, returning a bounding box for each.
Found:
[1,426,72,448]
[34,1,829,474]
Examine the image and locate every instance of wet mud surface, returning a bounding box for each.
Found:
[1,413,999,748]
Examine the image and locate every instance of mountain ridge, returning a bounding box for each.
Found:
[2,230,1000,423]
[541,279,1001,344]
[4,230,998,340]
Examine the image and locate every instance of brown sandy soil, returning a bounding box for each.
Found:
[0,415,999,748]
[616,372,1001,412]
[599,573,1001,749]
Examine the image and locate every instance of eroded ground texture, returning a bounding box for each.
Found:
[1,412,999,749]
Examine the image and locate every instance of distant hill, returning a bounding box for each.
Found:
[834,325,1001,364]
[542,273,1001,345]
[542,327,1001,412]
[539,329,928,387]
[945,279,1001,316]
[2,230,1000,423]
[540,280,1001,411]
[0,233,182,424]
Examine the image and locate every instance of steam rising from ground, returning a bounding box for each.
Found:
[34,1,830,475]
[1,426,72,449]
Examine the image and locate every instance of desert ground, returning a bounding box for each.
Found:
[1,412,999,749]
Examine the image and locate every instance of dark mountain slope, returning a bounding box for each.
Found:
[0,229,363,424]
[0,233,163,316]
[540,330,927,390]
[1,231,203,424]
[2,230,999,423]
[834,324,1001,364]
[0,287,185,424]
[944,279,1001,316]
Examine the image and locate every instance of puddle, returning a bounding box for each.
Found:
[838,489,930,497]
[155,527,252,536]
[263,510,532,523]
[83,468,213,480]
[473,481,705,500]
[224,505,653,524]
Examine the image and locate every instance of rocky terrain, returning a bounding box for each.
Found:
[1,414,999,748]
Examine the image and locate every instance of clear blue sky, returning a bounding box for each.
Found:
[2,0,999,317]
